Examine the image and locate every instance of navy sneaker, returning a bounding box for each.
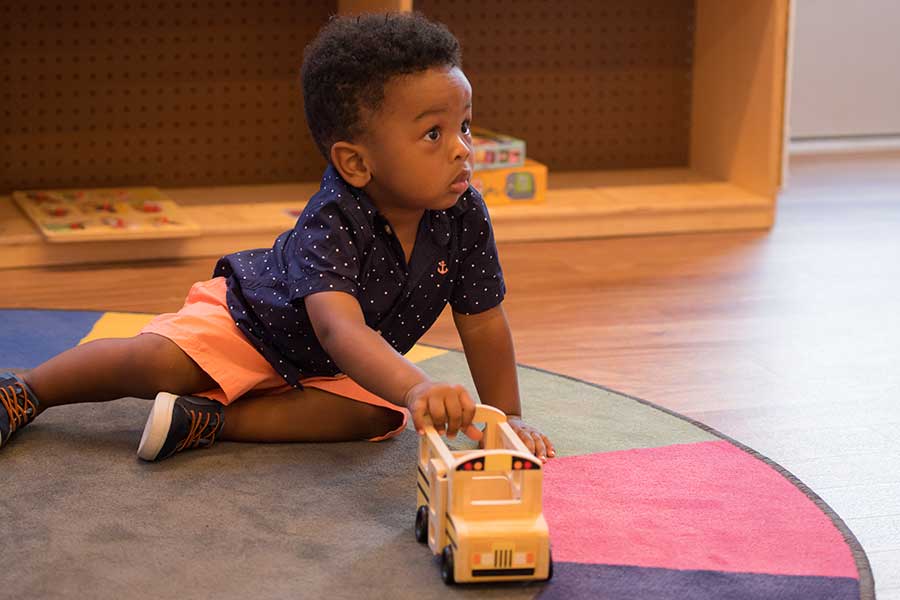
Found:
[0,372,40,449]
[137,392,225,461]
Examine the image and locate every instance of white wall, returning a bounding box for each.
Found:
[790,0,900,139]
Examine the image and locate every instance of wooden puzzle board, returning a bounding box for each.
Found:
[13,187,200,242]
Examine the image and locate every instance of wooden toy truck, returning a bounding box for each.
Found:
[414,404,553,584]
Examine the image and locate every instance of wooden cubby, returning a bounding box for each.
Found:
[0,0,789,268]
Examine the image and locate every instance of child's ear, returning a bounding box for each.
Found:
[330,142,372,188]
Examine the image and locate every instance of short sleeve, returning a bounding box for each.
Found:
[287,201,362,302]
[449,191,506,314]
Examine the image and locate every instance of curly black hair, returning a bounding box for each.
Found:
[301,11,462,161]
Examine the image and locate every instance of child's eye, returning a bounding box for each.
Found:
[461,120,471,135]
[424,127,441,142]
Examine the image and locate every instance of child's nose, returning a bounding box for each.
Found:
[452,134,471,162]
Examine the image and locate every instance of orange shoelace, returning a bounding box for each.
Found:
[175,408,222,452]
[1,381,37,435]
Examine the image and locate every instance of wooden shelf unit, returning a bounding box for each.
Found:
[0,0,789,268]
[0,168,772,268]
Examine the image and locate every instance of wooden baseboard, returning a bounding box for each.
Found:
[790,136,900,156]
[0,169,775,269]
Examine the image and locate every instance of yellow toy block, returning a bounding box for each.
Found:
[470,159,547,206]
[415,404,553,585]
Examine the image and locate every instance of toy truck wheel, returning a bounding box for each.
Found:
[546,548,554,581]
[414,506,428,544]
[441,546,456,585]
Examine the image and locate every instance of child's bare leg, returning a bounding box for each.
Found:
[21,333,216,413]
[220,387,405,443]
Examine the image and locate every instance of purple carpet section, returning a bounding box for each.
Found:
[537,562,860,600]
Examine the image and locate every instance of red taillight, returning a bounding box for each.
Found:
[457,457,486,471]
[524,461,532,469]
[472,553,481,565]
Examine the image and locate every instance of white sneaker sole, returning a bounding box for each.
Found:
[137,392,177,461]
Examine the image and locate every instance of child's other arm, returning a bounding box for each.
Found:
[306,291,480,439]
[453,304,555,461]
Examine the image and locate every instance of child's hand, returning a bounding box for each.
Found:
[405,381,482,441]
[508,416,556,463]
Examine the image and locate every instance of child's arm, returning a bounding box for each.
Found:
[453,304,556,461]
[306,291,480,439]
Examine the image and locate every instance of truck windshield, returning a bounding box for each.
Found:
[465,473,527,510]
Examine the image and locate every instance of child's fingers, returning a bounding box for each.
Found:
[544,436,556,458]
[444,391,463,438]
[464,423,483,441]
[459,387,476,432]
[428,393,447,434]
[410,398,428,435]
[532,434,549,462]
[517,429,536,455]
[446,386,475,438]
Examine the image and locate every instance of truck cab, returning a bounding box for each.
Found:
[415,404,553,584]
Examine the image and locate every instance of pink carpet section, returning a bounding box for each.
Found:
[542,440,858,580]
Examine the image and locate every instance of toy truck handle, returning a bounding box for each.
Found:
[472,404,506,425]
[421,404,506,430]
[422,404,534,458]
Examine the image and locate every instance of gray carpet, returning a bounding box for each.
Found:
[4,398,539,599]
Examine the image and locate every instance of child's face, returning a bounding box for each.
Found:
[361,66,474,213]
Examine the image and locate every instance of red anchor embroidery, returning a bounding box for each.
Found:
[437,260,449,275]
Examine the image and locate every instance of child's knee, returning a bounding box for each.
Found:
[132,333,214,393]
[130,333,178,371]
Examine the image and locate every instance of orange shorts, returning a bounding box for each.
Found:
[139,277,408,442]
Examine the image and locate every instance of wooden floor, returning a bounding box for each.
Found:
[5,151,900,596]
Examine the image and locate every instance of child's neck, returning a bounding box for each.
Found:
[362,183,425,264]
[377,205,423,264]
[377,204,423,231]
[364,186,425,233]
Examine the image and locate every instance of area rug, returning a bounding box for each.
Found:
[0,309,874,600]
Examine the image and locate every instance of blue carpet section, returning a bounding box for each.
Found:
[0,309,103,369]
[537,562,860,600]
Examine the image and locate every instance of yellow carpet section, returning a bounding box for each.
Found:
[78,312,157,344]
[77,311,448,363]
[402,344,448,363]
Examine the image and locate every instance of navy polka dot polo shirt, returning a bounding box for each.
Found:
[213,165,506,386]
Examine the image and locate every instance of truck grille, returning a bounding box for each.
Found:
[494,548,513,569]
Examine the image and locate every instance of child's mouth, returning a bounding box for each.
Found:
[449,170,471,194]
